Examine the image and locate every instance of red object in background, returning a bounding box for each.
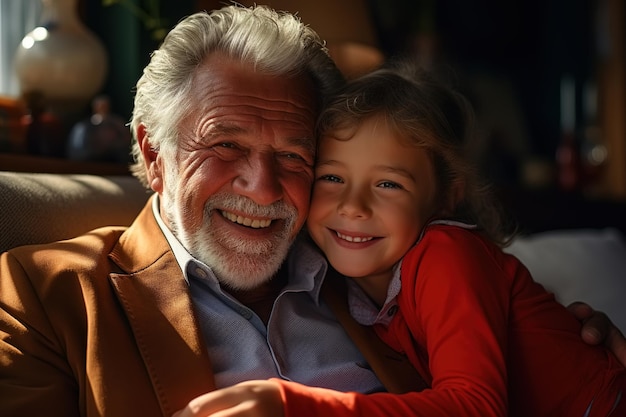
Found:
[556,76,581,193]
[556,131,582,192]
[21,91,66,158]
[0,97,27,153]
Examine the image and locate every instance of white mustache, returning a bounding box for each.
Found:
[205,193,298,229]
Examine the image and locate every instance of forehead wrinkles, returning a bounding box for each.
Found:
[197,92,316,135]
[219,89,315,117]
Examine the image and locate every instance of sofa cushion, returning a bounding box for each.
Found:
[506,228,626,331]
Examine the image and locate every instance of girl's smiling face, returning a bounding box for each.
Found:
[307,115,439,300]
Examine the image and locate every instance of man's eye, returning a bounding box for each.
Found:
[208,142,238,151]
[318,174,342,183]
[281,152,305,161]
[217,142,237,149]
[278,151,315,170]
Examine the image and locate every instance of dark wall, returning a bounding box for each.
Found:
[370,0,596,176]
[82,2,195,121]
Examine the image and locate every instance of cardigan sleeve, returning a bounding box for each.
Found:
[386,226,512,416]
[275,378,502,417]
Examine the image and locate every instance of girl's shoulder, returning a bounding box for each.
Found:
[399,221,521,301]
[403,221,507,274]
[416,221,487,250]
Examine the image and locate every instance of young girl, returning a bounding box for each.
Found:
[304,62,626,417]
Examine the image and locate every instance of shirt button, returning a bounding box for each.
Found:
[387,305,399,317]
[240,309,253,320]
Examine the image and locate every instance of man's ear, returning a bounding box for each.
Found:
[137,123,164,193]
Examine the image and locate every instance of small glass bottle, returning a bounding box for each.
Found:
[66,95,131,163]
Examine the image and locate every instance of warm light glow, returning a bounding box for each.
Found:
[20,27,49,49]
[589,145,608,166]
[21,37,34,49]
[32,27,49,41]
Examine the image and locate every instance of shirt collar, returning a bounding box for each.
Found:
[347,261,402,326]
[151,194,198,286]
[285,233,329,305]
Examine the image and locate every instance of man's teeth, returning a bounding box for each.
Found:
[336,232,373,243]
[221,211,272,228]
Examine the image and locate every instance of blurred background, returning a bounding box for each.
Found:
[0,0,624,232]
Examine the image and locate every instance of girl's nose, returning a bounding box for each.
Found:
[337,187,372,219]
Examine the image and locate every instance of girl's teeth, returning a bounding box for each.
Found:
[337,232,373,242]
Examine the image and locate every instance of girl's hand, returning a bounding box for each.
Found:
[172,380,284,417]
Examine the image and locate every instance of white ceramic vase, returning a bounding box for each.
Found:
[13,0,108,116]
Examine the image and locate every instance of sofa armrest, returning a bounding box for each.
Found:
[0,171,150,253]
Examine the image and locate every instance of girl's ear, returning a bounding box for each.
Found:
[451,178,465,207]
[442,178,465,215]
[137,123,164,193]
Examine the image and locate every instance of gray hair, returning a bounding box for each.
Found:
[129,4,344,186]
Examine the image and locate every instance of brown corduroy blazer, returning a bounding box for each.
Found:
[0,197,215,417]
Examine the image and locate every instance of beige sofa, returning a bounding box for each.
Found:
[0,171,149,252]
[1,170,625,330]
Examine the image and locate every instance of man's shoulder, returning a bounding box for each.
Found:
[5,225,128,269]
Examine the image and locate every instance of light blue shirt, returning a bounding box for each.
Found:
[151,195,384,392]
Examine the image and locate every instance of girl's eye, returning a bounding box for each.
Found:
[318,174,342,183]
[378,181,403,189]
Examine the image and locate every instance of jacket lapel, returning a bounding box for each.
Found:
[109,197,215,415]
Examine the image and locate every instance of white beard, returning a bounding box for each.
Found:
[163,189,299,290]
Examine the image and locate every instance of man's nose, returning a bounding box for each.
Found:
[233,152,283,206]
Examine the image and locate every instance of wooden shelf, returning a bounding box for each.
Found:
[0,154,131,176]
[598,0,626,199]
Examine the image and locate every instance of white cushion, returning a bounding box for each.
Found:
[506,228,626,331]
